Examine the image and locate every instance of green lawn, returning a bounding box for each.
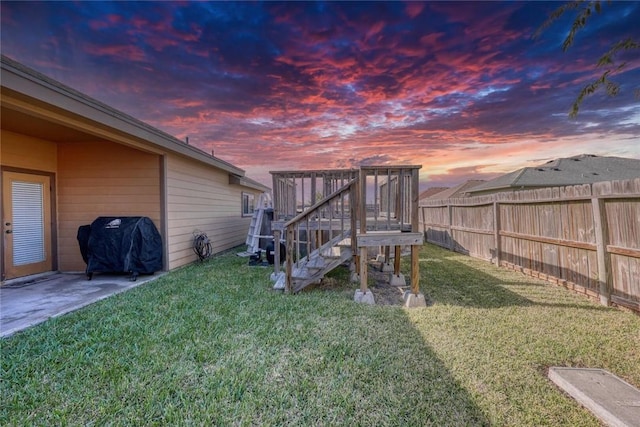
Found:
[2,244,639,426]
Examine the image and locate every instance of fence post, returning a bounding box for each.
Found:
[591,197,611,306]
[493,201,501,266]
[448,204,454,252]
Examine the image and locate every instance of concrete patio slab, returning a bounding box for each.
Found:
[1,272,164,338]
[548,367,640,427]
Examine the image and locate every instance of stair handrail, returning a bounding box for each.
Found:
[283,177,358,292]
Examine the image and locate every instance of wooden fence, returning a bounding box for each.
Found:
[420,178,640,312]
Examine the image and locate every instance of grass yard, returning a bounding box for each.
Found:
[2,243,639,426]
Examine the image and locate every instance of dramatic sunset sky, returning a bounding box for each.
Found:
[2,1,639,189]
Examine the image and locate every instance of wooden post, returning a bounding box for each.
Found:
[394,245,401,275]
[272,174,280,220]
[385,245,390,264]
[292,174,297,218]
[411,245,420,295]
[398,169,405,229]
[351,179,359,275]
[301,174,305,212]
[311,172,316,208]
[493,201,501,266]
[411,169,420,232]
[387,169,392,229]
[374,170,378,230]
[285,227,294,293]
[273,229,281,276]
[284,175,289,219]
[360,247,368,293]
[360,168,367,234]
[448,204,454,251]
[411,168,420,295]
[592,197,611,306]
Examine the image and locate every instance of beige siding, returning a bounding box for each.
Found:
[2,131,260,274]
[57,141,161,271]
[166,155,258,270]
[1,130,57,172]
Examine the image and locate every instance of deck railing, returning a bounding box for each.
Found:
[357,166,421,233]
[271,169,359,221]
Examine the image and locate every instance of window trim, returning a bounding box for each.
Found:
[242,192,255,217]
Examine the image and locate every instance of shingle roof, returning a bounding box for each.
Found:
[419,187,449,199]
[467,154,640,194]
[428,180,486,199]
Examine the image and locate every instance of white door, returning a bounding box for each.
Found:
[2,171,53,280]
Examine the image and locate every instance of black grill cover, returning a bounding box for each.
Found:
[81,216,163,275]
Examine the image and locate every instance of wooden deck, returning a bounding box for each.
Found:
[269,165,424,303]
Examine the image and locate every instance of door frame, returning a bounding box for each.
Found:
[1,167,57,282]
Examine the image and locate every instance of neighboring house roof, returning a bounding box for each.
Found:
[1,55,269,193]
[428,180,486,199]
[419,187,449,200]
[467,154,640,195]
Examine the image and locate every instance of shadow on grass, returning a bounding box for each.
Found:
[273,290,491,424]
[417,243,610,311]
[1,251,491,426]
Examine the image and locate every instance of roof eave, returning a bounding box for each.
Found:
[229,174,271,192]
[1,55,245,177]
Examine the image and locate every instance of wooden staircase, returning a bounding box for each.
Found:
[274,232,352,292]
[271,175,357,293]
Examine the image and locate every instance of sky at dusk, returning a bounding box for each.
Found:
[2,1,639,189]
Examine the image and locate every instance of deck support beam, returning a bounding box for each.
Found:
[354,246,375,304]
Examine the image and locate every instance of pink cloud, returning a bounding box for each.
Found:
[405,2,425,19]
[84,44,147,62]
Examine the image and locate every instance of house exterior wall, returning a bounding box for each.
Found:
[166,154,259,270]
[57,141,161,272]
[1,130,57,172]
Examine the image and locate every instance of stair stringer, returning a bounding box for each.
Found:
[274,231,353,292]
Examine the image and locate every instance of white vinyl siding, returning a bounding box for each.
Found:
[166,155,259,270]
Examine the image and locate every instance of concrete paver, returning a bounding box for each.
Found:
[1,272,163,338]
[549,367,640,427]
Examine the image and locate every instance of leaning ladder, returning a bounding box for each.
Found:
[245,192,272,253]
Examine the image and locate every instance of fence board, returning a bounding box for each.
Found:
[420,178,640,312]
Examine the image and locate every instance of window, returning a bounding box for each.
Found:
[242,192,255,216]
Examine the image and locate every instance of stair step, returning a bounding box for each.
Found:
[306,257,327,269]
[338,238,351,247]
[277,229,353,293]
[319,247,342,258]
